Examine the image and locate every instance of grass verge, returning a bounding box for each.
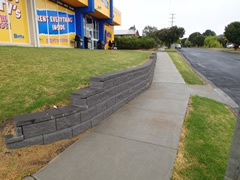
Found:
[165,48,177,52]
[0,46,152,123]
[167,51,204,85]
[172,96,236,180]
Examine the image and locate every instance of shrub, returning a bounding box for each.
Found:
[204,36,223,48]
[115,36,156,49]
[184,39,193,47]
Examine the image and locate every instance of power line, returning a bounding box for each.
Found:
[169,13,176,27]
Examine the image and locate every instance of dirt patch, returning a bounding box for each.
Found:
[0,121,90,180]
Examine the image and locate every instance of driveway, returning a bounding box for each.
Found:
[179,48,240,105]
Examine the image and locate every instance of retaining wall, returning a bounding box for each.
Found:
[225,110,240,180]
[5,53,157,149]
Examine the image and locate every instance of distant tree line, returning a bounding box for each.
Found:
[116,25,185,49]
[181,22,240,50]
[115,21,240,50]
[142,25,185,49]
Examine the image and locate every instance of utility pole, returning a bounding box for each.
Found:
[169,13,176,27]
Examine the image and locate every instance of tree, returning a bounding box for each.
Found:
[129,25,136,31]
[157,26,185,48]
[204,36,222,48]
[203,29,216,37]
[181,38,187,47]
[189,32,205,47]
[142,26,158,37]
[217,35,227,47]
[184,39,192,47]
[224,21,240,50]
[142,26,160,44]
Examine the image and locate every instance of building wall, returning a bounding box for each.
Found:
[113,7,121,25]
[0,0,121,49]
[0,0,30,44]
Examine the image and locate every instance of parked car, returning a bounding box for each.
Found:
[226,43,234,48]
[175,44,182,49]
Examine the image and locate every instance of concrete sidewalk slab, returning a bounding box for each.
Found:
[34,132,177,180]
[189,84,224,102]
[127,97,188,116]
[95,107,184,149]
[31,50,190,180]
[153,52,185,84]
[137,85,189,100]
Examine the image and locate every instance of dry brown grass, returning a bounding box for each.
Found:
[0,120,90,180]
[171,99,192,180]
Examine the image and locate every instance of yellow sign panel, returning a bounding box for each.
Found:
[36,0,76,47]
[36,0,46,9]
[62,0,88,7]
[104,24,114,49]
[0,0,29,43]
[0,2,10,42]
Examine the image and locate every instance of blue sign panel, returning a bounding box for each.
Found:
[68,14,75,33]
[58,12,68,35]
[37,10,75,35]
[37,10,48,34]
[48,10,58,35]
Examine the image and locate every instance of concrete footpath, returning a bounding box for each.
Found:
[30,51,191,180]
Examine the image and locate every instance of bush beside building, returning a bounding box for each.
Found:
[115,37,156,50]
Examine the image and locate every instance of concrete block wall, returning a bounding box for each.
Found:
[225,110,240,180]
[5,53,157,149]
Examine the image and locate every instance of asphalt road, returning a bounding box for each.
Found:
[179,48,240,105]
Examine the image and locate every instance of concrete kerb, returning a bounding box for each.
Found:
[179,50,239,115]
[5,53,157,149]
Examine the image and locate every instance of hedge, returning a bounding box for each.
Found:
[115,36,157,49]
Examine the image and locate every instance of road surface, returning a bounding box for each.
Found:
[179,48,240,105]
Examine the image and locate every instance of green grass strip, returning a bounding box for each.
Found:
[165,48,177,52]
[0,46,152,123]
[173,96,235,180]
[167,52,204,85]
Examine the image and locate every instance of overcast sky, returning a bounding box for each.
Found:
[114,0,240,37]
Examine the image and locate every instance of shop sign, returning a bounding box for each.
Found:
[107,32,111,38]
[0,14,8,29]
[100,0,109,9]
[0,0,22,29]
[37,10,75,35]
[0,0,29,43]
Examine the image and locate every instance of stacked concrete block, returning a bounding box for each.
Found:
[225,110,240,180]
[5,53,157,149]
